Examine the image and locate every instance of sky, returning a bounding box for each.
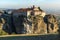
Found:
[0,0,60,10]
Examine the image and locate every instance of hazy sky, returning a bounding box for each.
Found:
[0,0,60,9]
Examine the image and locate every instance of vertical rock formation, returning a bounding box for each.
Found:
[44,14,59,33]
[28,15,47,34]
[34,15,47,34]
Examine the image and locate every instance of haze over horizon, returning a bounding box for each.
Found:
[0,0,60,14]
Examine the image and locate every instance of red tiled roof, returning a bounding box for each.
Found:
[12,8,33,13]
[12,7,44,13]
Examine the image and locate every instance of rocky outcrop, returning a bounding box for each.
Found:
[28,15,47,34]
[26,14,59,34]
[44,14,59,33]
[0,11,59,34]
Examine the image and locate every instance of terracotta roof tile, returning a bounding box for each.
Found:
[12,7,44,14]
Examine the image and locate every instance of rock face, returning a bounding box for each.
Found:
[28,15,47,34]
[0,11,59,34]
[0,17,8,35]
[26,14,59,34]
[44,14,59,33]
[1,13,13,34]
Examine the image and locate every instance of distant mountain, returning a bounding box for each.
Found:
[42,8,60,14]
[0,8,17,10]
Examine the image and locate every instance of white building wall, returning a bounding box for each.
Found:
[33,7,39,10]
[27,11,31,17]
[40,12,46,17]
[34,11,41,15]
